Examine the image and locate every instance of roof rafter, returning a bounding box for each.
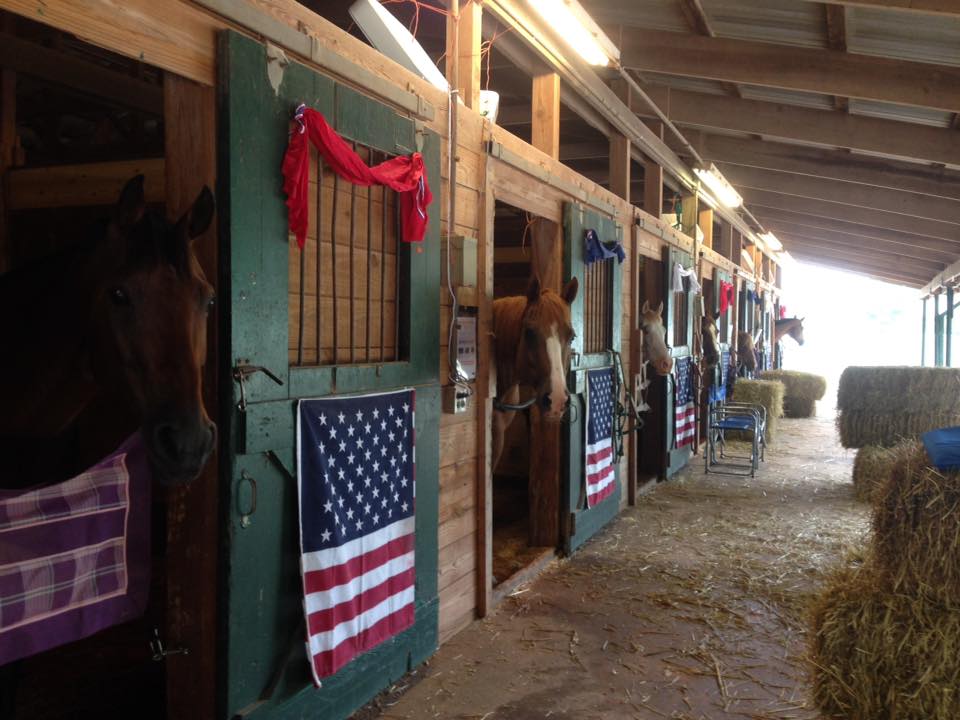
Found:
[619,29,960,112]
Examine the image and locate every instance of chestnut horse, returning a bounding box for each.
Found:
[737,330,762,374]
[775,317,805,346]
[638,300,674,376]
[491,275,579,470]
[0,175,216,487]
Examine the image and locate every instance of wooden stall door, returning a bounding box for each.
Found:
[663,246,694,478]
[218,32,440,720]
[561,201,622,554]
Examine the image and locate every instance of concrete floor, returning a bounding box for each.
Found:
[355,413,867,720]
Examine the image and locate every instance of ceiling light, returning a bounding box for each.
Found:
[759,232,783,252]
[527,0,620,67]
[694,164,743,209]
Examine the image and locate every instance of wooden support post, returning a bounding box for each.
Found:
[477,159,494,616]
[922,296,928,366]
[445,0,482,110]
[642,121,664,216]
[531,72,561,160]
[698,208,713,249]
[681,192,698,241]
[608,78,630,202]
[163,73,217,720]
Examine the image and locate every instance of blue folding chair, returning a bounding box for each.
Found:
[705,401,767,477]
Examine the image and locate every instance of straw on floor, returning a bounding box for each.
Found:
[759,369,827,418]
[731,378,784,443]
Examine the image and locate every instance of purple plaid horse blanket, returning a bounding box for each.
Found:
[0,434,151,665]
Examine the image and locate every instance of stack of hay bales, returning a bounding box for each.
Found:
[811,441,960,719]
[838,367,960,505]
[731,378,784,443]
[758,369,827,418]
[837,366,960,448]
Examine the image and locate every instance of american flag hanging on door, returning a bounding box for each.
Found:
[296,389,416,684]
[675,356,697,449]
[585,367,616,507]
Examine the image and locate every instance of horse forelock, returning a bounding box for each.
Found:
[523,288,571,330]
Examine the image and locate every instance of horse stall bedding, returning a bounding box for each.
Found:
[730,378,785,443]
[810,440,960,720]
[759,370,826,418]
[836,366,960,448]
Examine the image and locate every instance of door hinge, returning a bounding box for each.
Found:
[232,363,284,411]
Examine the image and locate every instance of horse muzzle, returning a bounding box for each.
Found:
[146,417,216,485]
[540,391,569,422]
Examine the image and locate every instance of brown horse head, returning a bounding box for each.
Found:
[776,317,805,346]
[737,331,758,372]
[90,175,217,485]
[515,275,579,421]
[702,313,720,369]
[639,300,673,375]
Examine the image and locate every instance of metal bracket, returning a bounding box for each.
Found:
[150,628,189,662]
[232,364,284,411]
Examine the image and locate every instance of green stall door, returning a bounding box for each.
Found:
[561,202,623,554]
[663,246,695,478]
[218,31,440,720]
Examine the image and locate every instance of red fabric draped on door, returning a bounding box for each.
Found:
[282,105,433,248]
[719,280,735,315]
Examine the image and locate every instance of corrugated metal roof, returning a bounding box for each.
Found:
[738,84,835,111]
[849,99,954,128]
[642,72,729,96]
[846,6,960,66]
[700,0,827,48]
[583,0,690,32]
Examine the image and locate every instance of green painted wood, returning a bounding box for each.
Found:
[561,202,623,554]
[663,247,694,478]
[218,30,440,720]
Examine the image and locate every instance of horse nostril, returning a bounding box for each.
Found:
[541,393,551,409]
[154,423,181,463]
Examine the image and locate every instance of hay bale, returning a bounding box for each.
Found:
[872,440,960,594]
[731,378,785,443]
[836,366,960,448]
[851,445,896,503]
[759,369,827,418]
[810,565,960,720]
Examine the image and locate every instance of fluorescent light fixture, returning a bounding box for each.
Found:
[528,0,620,67]
[760,231,783,252]
[694,164,743,209]
[349,0,450,92]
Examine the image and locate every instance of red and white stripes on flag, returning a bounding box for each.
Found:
[585,367,616,507]
[675,356,697,449]
[297,389,416,684]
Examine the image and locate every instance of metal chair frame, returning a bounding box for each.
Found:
[704,401,767,477]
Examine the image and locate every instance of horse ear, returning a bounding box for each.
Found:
[561,277,579,305]
[183,186,216,241]
[656,301,664,316]
[115,174,146,230]
[526,275,541,303]
[641,300,650,314]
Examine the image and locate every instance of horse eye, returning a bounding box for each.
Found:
[524,327,537,343]
[110,287,130,306]
[207,296,216,311]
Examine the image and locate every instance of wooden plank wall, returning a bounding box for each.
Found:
[0,0,780,654]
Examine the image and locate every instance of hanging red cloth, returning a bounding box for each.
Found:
[719,280,735,315]
[779,305,787,319]
[282,105,433,248]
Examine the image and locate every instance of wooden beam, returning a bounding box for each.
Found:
[824,5,849,112]
[698,135,960,201]
[756,215,960,262]
[676,0,741,98]
[619,28,960,112]
[0,0,218,85]
[163,74,217,720]
[0,32,163,114]
[698,207,713,249]
[7,158,166,210]
[742,188,960,243]
[643,120,664,216]
[720,164,960,226]
[608,77,631,202]
[446,0,482,110]
[531,72,561,159]
[637,86,960,167]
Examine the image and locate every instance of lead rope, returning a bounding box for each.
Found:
[610,349,647,461]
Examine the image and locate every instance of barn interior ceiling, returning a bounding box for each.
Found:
[318,0,960,289]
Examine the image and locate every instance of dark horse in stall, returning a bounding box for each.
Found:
[774,317,805,346]
[0,175,217,488]
[0,175,216,717]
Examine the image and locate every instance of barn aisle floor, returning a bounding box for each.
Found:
[356,414,867,720]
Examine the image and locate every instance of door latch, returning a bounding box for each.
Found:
[150,627,189,662]
[232,364,284,411]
